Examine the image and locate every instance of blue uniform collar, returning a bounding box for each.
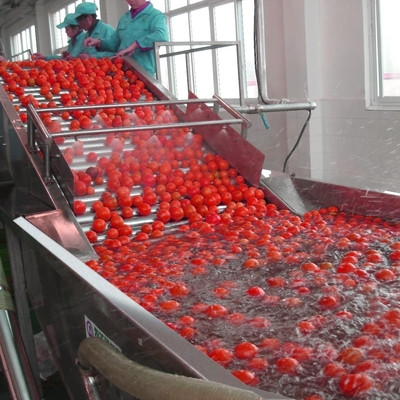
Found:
[130,2,150,19]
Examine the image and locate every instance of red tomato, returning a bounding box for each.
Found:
[234,342,259,360]
[246,286,265,297]
[135,232,148,241]
[208,348,233,367]
[110,215,124,229]
[275,357,299,374]
[74,181,87,196]
[137,203,151,216]
[323,362,346,377]
[156,209,171,223]
[318,295,339,309]
[85,230,98,243]
[231,370,256,385]
[248,317,270,329]
[259,338,280,350]
[152,221,165,231]
[266,277,286,287]
[339,373,372,397]
[205,213,222,225]
[337,347,364,365]
[159,300,180,312]
[375,269,395,281]
[170,206,184,221]
[247,357,269,371]
[73,200,86,215]
[243,258,260,268]
[204,304,228,318]
[92,219,106,233]
[95,206,111,221]
[178,315,195,326]
[169,284,190,297]
[226,312,247,324]
[118,225,133,237]
[297,321,315,334]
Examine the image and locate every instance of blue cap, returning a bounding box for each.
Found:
[72,2,98,19]
[56,14,79,29]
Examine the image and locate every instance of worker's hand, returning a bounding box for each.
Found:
[0,56,6,62]
[61,51,70,58]
[79,54,91,60]
[32,53,46,60]
[84,38,101,48]
[116,42,137,57]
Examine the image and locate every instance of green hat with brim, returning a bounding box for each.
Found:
[72,2,98,19]
[56,13,79,29]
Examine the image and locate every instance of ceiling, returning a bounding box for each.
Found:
[0,0,36,28]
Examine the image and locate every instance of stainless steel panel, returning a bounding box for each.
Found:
[13,217,289,400]
[25,209,96,261]
[260,170,317,214]
[293,176,400,219]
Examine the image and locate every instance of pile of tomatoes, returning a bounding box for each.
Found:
[3,58,400,399]
[0,57,154,128]
[87,206,400,400]
[0,57,266,244]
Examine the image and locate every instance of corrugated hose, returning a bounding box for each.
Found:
[77,337,266,400]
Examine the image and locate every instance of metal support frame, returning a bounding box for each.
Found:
[11,49,32,62]
[3,225,42,399]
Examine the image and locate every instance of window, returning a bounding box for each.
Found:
[50,0,101,56]
[367,0,400,108]
[11,26,37,61]
[152,0,258,102]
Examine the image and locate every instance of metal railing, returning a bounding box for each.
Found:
[11,49,32,62]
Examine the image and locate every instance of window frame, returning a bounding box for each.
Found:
[365,0,400,110]
[10,25,37,61]
[152,0,258,103]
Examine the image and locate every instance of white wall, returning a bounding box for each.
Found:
[256,0,400,193]
[244,0,291,175]
[0,0,127,56]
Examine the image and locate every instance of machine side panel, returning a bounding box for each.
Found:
[293,177,400,219]
[14,217,290,400]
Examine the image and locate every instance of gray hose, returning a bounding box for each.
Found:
[77,337,265,400]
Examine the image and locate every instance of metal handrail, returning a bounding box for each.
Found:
[0,258,40,400]
[11,49,32,62]
[24,93,253,182]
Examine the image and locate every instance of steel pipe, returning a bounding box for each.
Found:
[0,258,40,400]
[234,101,317,114]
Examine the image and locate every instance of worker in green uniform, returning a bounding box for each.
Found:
[72,2,115,59]
[84,0,169,75]
[33,14,85,61]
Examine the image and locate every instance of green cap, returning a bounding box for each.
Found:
[72,2,98,19]
[56,14,79,29]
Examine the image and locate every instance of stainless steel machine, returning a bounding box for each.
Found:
[0,56,398,400]
[0,56,289,399]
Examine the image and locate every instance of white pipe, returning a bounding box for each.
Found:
[255,0,268,102]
